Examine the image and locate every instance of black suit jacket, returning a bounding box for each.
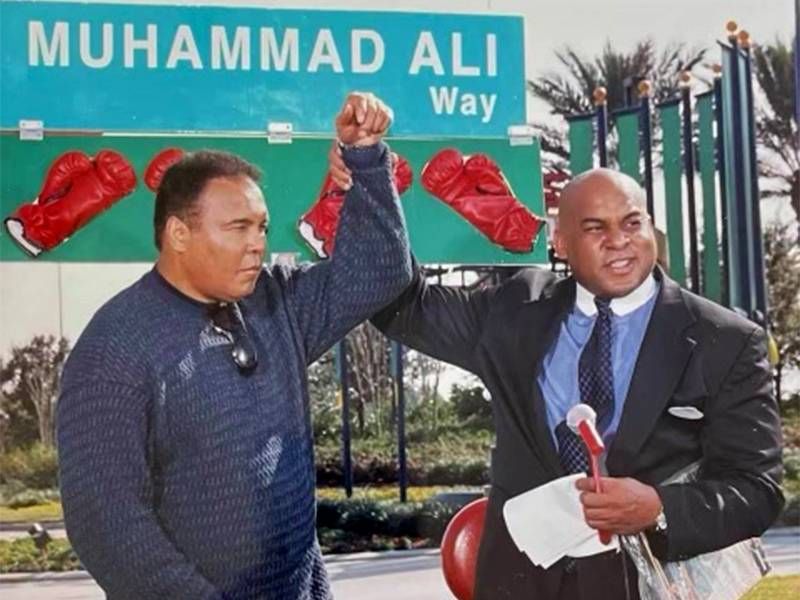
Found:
[372,266,783,600]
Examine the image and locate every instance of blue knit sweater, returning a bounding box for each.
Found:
[56,143,412,600]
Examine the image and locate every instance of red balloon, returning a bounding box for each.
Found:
[440,498,488,600]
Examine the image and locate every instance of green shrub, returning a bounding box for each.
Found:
[316,455,488,486]
[4,488,61,509]
[405,422,485,444]
[339,500,389,536]
[416,501,461,543]
[316,528,419,554]
[0,444,59,490]
[450,384,493,429]
[422,461,488,486]
[0,538,79,573]
[783,447,800,480]
[0,481,27,504]
[317,527,358,554]
[315,497,464,545]
[385,503,420,538]
[779,494,800,526]
[315,432,491,486]
[316,499,343,529]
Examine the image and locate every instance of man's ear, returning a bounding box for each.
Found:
[164,215,191,253]
[553,226,568,260]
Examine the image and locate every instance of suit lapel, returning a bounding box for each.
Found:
[606,272,697,475]
[515,277,575,477]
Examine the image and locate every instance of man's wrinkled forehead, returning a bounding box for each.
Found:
[557,169,647,225]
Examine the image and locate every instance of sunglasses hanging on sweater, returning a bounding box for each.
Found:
[207,302,258,375]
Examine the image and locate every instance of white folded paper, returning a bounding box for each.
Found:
[502,474,619,569]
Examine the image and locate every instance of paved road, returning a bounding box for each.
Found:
[0,525,67,541]
[1,531,797,600]
[0,550,452,600]
[764,527,800,576]
[328,549,451,598]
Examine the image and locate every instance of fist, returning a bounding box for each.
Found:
[576,476,663,535]
[335,91,393,146]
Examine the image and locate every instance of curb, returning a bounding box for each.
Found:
[0,520,64,533]
[323,548,440,563]
[0,570,92,583]
[0,548,442,583]
[763,526,800,537]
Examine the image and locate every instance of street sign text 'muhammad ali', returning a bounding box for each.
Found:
[1,1,526,137]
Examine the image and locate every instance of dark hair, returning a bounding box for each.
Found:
[153,150,262,250]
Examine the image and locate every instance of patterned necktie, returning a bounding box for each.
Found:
[556,297,615,474]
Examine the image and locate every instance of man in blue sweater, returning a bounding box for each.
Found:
[56,92,412,599]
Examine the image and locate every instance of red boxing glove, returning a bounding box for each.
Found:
[298,173,342,259]
[144,147,184,192]
[4,150,137,256]
[543,168,570,212]
[393,154,413,197]
[421,148,543,253]
[299,153,412,259]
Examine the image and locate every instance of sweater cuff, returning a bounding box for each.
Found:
[341,141,389,171]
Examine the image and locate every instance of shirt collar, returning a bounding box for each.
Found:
[575,273,657,317]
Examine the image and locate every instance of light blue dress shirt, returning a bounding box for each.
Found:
[537,275,659,448]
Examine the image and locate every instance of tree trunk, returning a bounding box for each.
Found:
[25,367,56,448]
[355,396,365,436]
[432,371,441,433]
[346,325,392,437]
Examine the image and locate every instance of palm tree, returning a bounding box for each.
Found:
[528,39,707,165]
[752,38,799,228]
[764,222,800,401]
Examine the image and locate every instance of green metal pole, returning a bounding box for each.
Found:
[660,99,687,285]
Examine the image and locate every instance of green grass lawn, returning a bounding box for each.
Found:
[0,487,470,524]
[316,485,478,503]
[743,575,800,599]
[0,501,62,524]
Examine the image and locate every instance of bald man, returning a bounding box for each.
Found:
[353,165,783,599]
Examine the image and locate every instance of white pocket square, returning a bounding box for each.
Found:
[668,406,704,420]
